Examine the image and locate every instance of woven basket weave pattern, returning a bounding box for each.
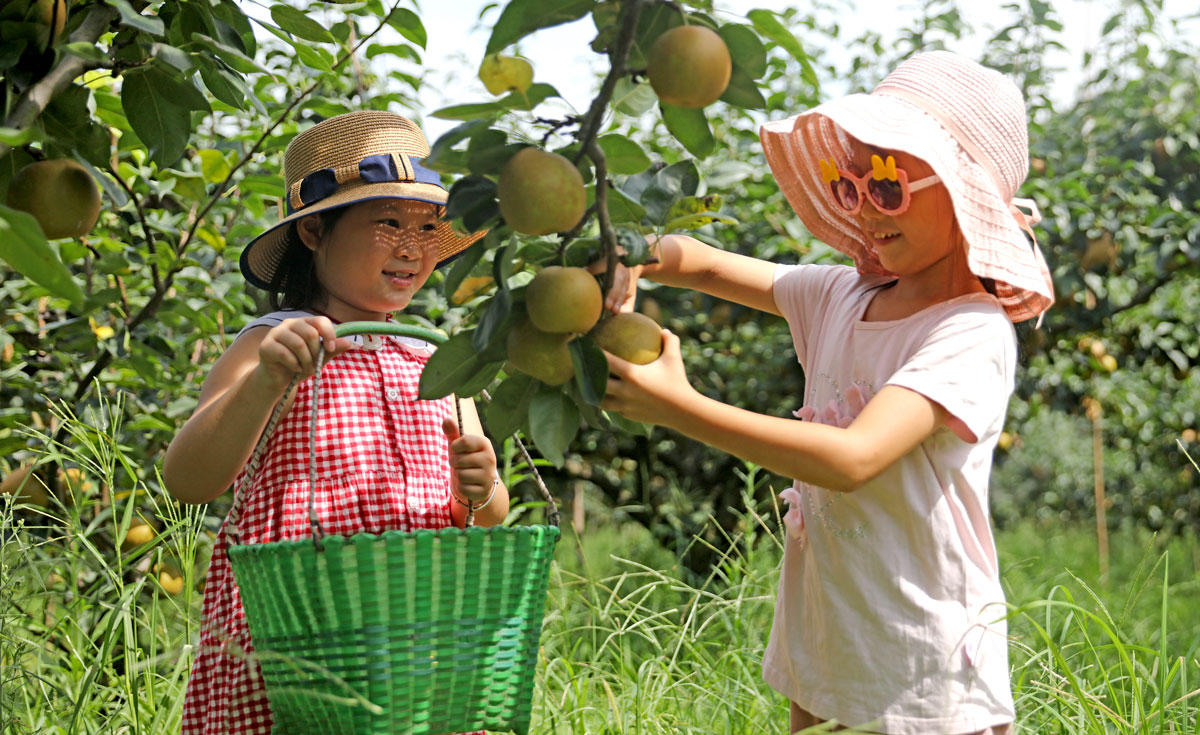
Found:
[229,525,559,734]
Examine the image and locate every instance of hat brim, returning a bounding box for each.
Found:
[240,180,486,290]
[761,93,1054,322]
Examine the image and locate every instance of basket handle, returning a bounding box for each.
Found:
[224,320,559,551]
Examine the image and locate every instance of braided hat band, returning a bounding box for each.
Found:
[240,111,485,290]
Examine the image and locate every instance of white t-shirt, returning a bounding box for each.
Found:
[762,264,1017,734]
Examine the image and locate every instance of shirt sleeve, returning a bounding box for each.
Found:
[772,264,858,364]
[885,303,1016,444]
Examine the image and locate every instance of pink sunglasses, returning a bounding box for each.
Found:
[819,155,941,216]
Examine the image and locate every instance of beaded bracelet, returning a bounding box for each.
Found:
[452,477,498,511]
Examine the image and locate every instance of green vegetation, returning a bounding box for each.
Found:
[2,411,1197,733]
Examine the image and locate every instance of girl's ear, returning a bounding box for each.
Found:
[295,214,323,251]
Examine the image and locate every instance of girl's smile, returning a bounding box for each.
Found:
[297,198,440,321]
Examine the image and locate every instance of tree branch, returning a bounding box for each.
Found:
[574,0,646,296]
[0,5,119,159]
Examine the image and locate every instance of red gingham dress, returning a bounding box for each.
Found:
[181,327,465,734]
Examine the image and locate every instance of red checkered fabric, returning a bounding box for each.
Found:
[181,337,467,734]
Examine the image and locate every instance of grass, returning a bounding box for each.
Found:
[2,405,1198,734]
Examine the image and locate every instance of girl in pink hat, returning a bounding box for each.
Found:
[600,51,1054,733]
[164,111,502,735]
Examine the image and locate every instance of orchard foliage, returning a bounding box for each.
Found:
[0,0,1197,570]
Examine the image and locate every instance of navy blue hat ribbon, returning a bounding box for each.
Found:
[286,153,443,215]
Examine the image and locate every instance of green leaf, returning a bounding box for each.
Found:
[604,409,652,437]
[151,43,193,72]
[291,41,335,71]
[385,8,427,49]
[597,134,651,175]
[192,34,269,75]
[425,119,492,172]
[486,0,594,55]
[0,127,43,146]
[719,66,767,110]
[569,337,608,405]
[63,42,109,64]
[196,149,230,184]
[197,58,253,112]
[107,0,166,36]
[719,23,767,79]
[443,235,489,303]
[431,83,560,120]
[0,206,85,309]
[660,104,715,157]
[419,332,498,399]
[269,4,334,43]
[611,77,658,117]
[747,9,819,92]
[639,160,700,223]
[666,194,722,221]
[615,227,651,265]
[444,175,497,222]
[472,289,512,354]
[528,388,580,467]
[484,373,540,439]
[120,67,196,167]
[664,212,738,231]
[605,185,647,225]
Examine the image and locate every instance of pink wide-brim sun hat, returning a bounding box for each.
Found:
[760,50,1055,323]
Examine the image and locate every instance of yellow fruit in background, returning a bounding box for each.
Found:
[591,312,663,365]
[122,519,157,550]
[1100,354,1117,372]
[525,266,602,334]
[1,342,13,363]
[498,147,586,236]
[997,431,1013,451]
[6,159,101,239]
[59,467,95,494]
[646,25,732,108]
[154,563,186,595]
[1089,339,1107,359]
[1,465,49,507]
[479,54,533,96]
[452,275,495,305]
[506,317,575,386]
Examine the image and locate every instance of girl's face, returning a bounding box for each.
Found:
[841,140,960,278]
[298,199,440,321]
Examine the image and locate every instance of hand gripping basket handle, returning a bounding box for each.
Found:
[224,321,559,550]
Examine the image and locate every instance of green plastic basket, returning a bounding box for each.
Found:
[225,321,560,735]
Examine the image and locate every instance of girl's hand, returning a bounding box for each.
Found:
[600,329,696,427]
[441,418,499,505]
[255,316,351,392]
[589,259,645,314]
[587,234,667,314]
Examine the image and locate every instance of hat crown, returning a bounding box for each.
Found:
[872,51,1028,202]
[282,111,432,189]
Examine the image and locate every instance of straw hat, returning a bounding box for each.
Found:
[760,51,1054,323]
[240,110,484,290]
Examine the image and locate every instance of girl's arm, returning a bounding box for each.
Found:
[602,331,947,492]
[601,234,781,316]
[163,317,344,505]
[445,397,510,528]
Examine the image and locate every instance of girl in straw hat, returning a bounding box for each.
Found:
[164,111,501,735]
[598,51,1054,733]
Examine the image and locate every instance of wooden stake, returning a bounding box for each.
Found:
[1084,396,1109,580]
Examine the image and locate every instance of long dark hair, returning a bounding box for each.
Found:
[266,205,351,311]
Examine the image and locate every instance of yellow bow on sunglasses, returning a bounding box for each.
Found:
[871,154,899,182]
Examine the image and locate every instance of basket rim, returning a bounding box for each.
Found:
[227,522,561,557]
